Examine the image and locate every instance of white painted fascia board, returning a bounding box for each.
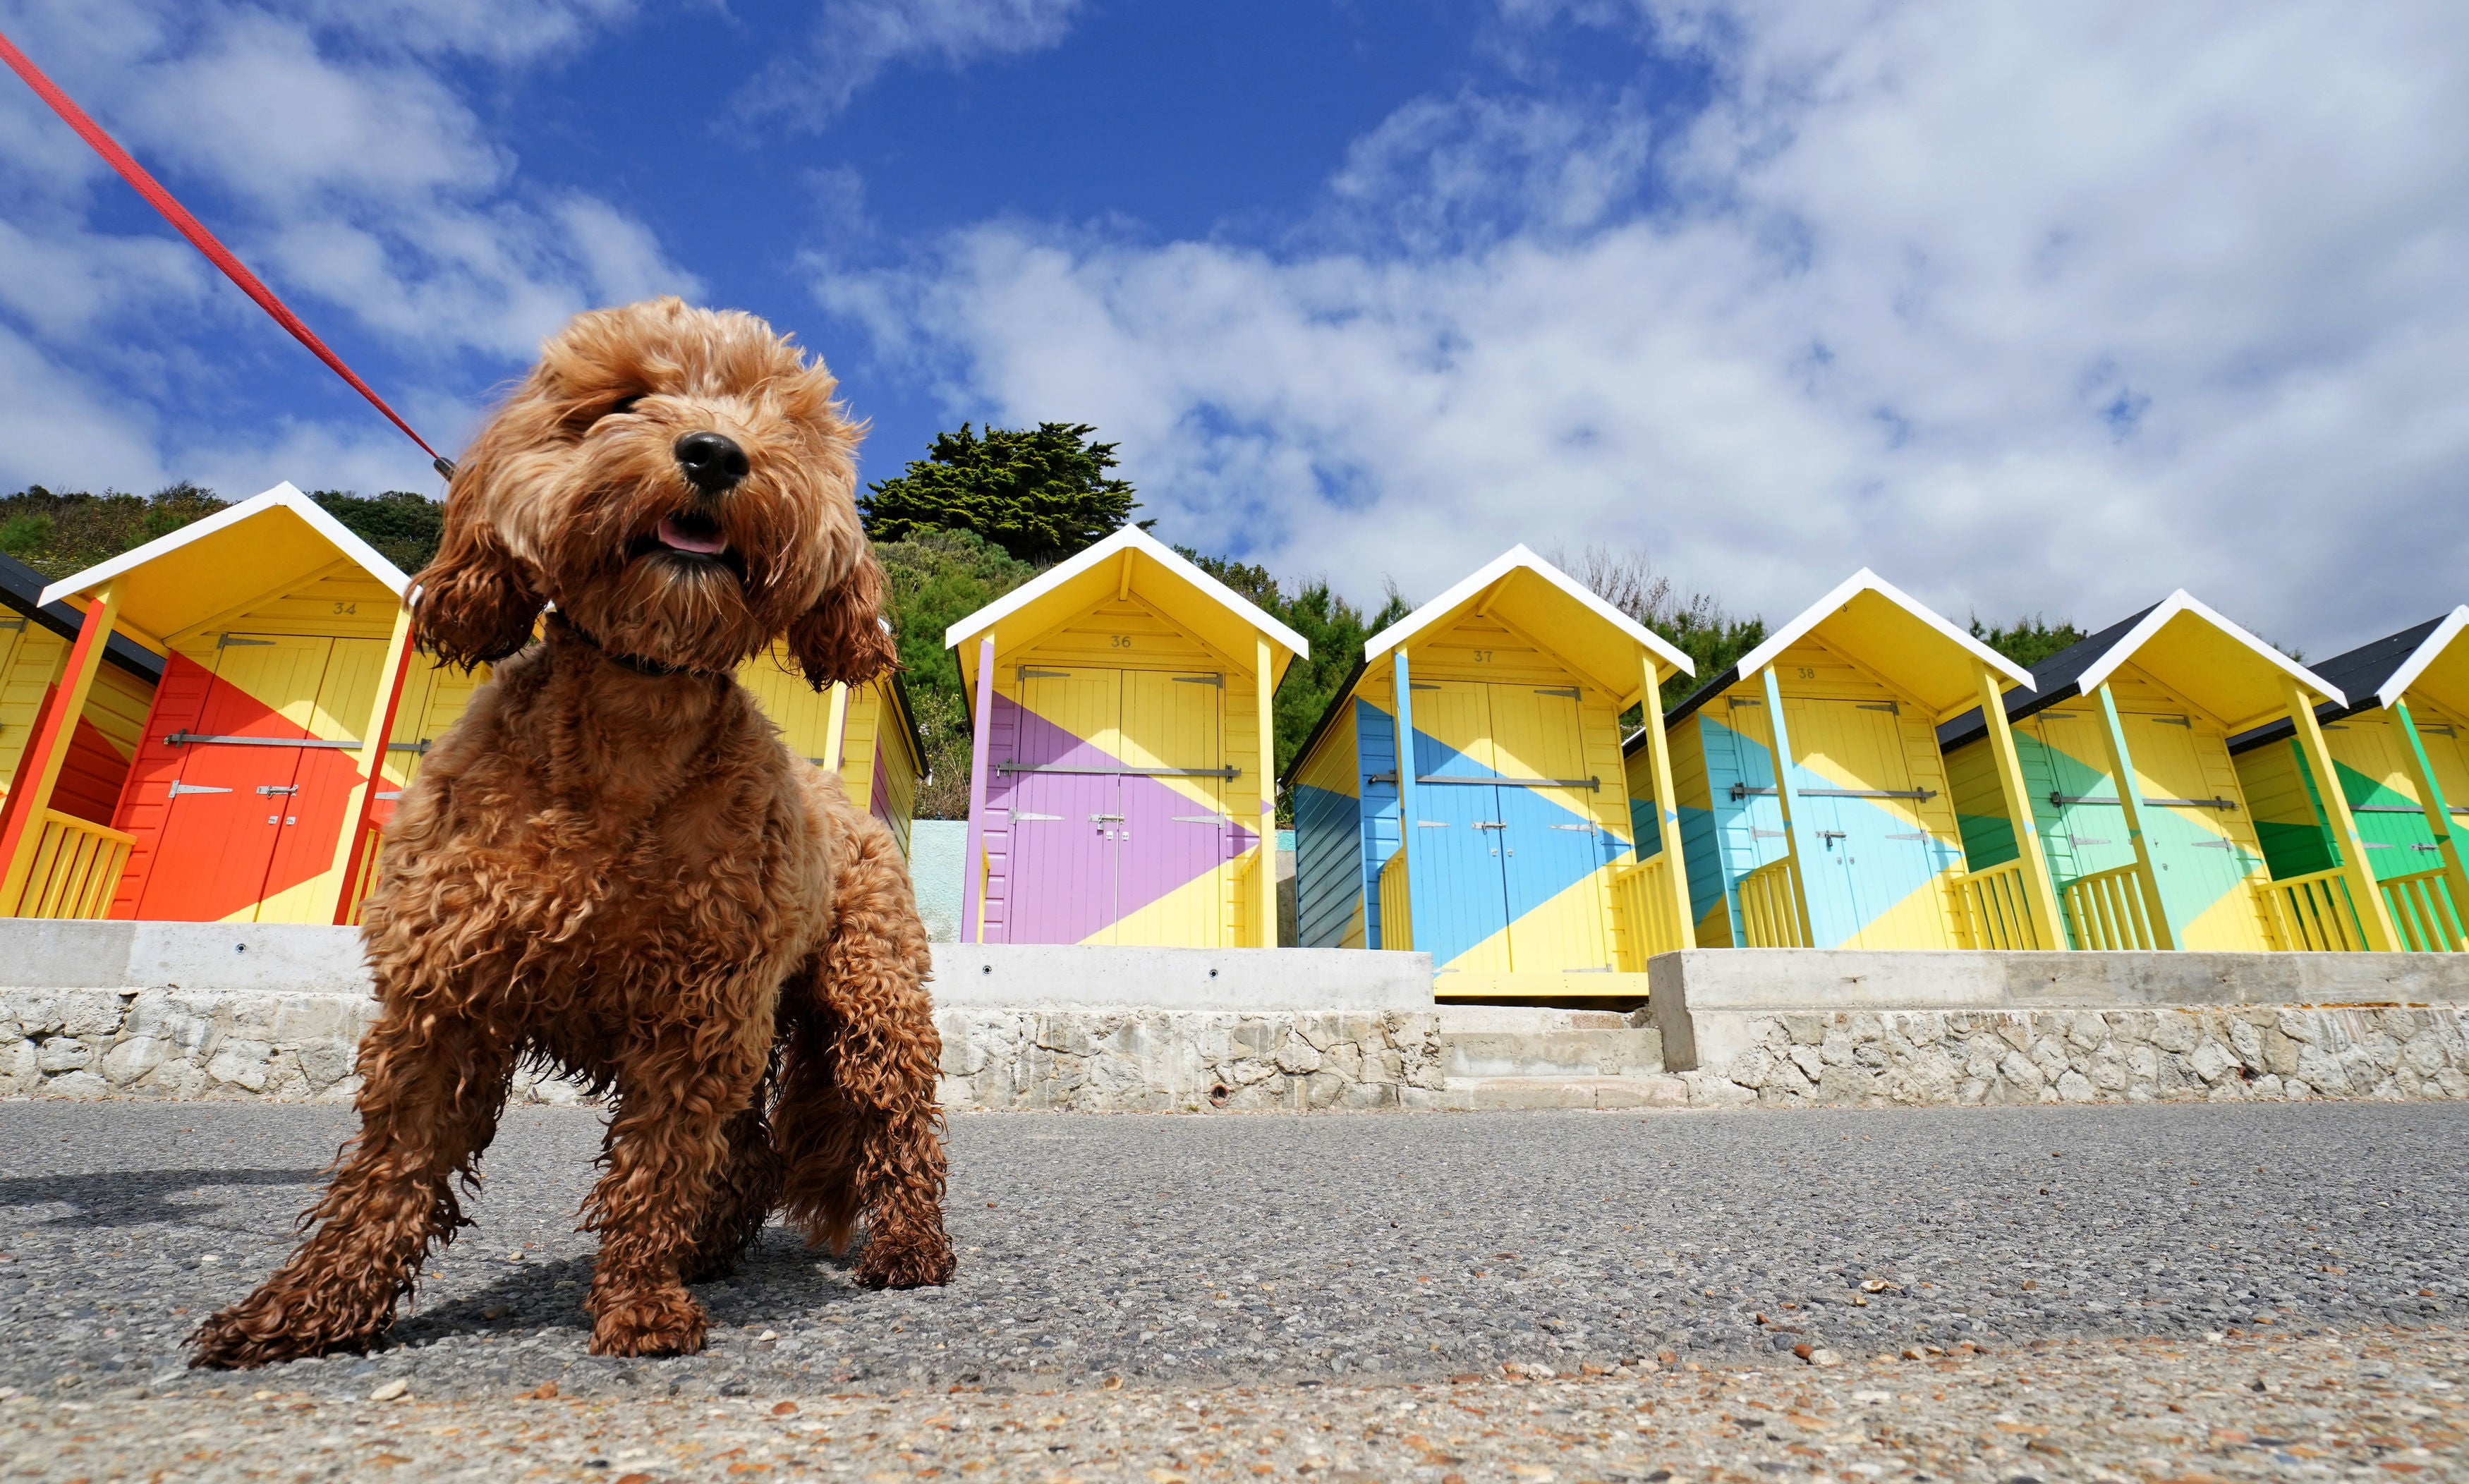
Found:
[39,482,411,606]
[1361,544,1694,676]
[940,525,1309,658]
[2074,589,2346,708]
[2375,606,2469,710]
[1733,568,2036,691]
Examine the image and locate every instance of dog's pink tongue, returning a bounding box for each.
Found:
[657,515,728,554]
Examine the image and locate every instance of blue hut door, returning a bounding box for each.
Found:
[1409,679,1514,971]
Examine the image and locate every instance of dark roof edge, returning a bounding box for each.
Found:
[2226,697,2363,757]
[885,669,930,779]
[1625,664,1742,755]
[0,554,166,685]
[1290,655,1371,783]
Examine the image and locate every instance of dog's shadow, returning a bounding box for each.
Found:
[389,1224,870,1348]
[0,1168,319,1229]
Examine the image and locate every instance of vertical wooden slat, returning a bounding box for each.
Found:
[0,585,119,914]
[1638,651,1695,953]
[2092,684,2177,951]
[2283,676,2396,951]
[2391,701,2469,950]
[821,681,850,774]
[1392,647,1421,949]
[1256,635,1277,947]
[321,601,418,925]
[1758,666,1816,947]
[1973,664,2061,949]
[960,635,997,944]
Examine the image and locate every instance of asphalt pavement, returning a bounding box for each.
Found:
[0,1100,2460,1404]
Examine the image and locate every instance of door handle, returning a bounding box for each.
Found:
[1089,813,1125,822]
[256,784,299,796]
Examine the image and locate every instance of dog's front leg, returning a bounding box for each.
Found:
[190,1006,513,1368]
[774,820,954,1290]
[583,1022,770,1356]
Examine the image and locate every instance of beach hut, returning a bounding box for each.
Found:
[946,526,1306,947]
[0,552,162,831]
[738,651,929,861]
[1290,547,1694,998]
[1645,570,2054,951]
[2226,608,2469,951]
[1938,592,2392,951]
[0,482,451,925]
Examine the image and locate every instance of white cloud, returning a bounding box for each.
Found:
[0,0,693,492]
[736,0,1086,130]
[813,0,2469,653]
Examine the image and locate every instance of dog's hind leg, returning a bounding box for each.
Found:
[189,1007,514,1368]
[583,1022,770,1356]
[773,820,954,1290]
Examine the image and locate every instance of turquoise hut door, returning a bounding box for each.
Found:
[1409,679,1514,971]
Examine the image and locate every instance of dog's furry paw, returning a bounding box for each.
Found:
[589,1287,708,1357]
[854,1225,955,1289]
[188,1295,378,1370]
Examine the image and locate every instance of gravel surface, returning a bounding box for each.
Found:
[0,1100,2461,1407]
[2,1327,2461,1481]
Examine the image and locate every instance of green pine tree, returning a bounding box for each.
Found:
[860,422,1141,564]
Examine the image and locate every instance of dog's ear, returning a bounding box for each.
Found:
[411,483,542,671]
[785,550,898,691]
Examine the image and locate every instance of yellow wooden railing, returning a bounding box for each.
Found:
[2379,866,2466,953]
[2062,862,2161,950]
[341,818,387,927]
[1737,855,1809,948]
[1377,851,1412,951]
[1609,854,1685,968]
[2260,865,2367,951]
[1950,857,2051,950]
[10,810,133,919]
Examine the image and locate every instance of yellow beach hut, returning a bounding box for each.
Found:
[738,652,928,860]
[0,483,465,925]
[1641,570,2054,951]
[0,552,162,834]
[1938,592,2392,951]
[947,526,1307,947]
[2227,607,2469,952]
[1290,545,1696,997]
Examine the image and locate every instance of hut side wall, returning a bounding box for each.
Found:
[1292,699,1361,949]
[1354,693,1402,950]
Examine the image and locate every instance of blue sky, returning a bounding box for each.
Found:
[2,0,2465,653]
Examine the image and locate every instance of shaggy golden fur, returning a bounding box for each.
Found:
[190,298,952,1369]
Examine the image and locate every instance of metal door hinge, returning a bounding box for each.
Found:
[2150,714,2193,727]
[1172,815,1227,824]
[1857,700,1900,714]
[1416,820,1450,828]
[1534,686,1579,699]
[217,633,276,647]
[1173,674,1223,686]
[1547,823,1596,832]
[1016,668,1070,681]
[167,782,231,797]
[1726,697,1762,708]
[1014,813,1062,822]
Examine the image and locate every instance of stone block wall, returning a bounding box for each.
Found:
[1,987,1444,1113]
[934,1008,1445,1112]
[1678,1004,2469,1108]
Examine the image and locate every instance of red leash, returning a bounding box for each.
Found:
[0,25,455,480]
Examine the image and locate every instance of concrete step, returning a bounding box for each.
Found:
[1436,1005,1664,1081]
[1402,1074,1692,1111]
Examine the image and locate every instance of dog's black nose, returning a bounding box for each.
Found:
[674,431,749,494]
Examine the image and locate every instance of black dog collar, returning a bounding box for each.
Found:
[552,614,729,681]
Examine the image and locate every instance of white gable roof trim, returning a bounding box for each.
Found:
[1733,568,2036,691]
[940,524,1309,657]
[2376,605,2469,710]
[1361,544,1694,678]
[38,481,412,607]
[2073,589,2346,708]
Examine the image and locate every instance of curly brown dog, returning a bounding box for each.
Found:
[190,298,954,1369]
